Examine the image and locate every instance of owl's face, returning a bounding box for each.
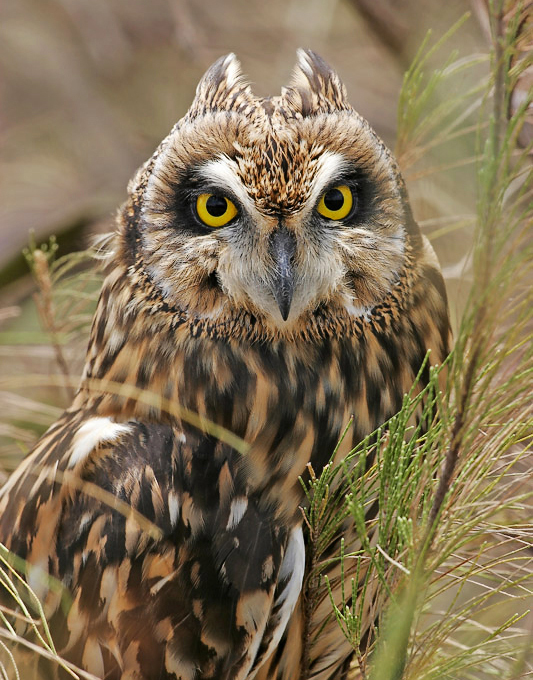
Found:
[127,51,415,336]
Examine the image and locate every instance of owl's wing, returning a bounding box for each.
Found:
[0,412,302,680]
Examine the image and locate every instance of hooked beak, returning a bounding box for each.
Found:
[270,227,296,321]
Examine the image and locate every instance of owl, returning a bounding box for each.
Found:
[0,50,451,680]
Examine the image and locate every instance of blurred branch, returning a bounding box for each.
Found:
[347,0,411,66]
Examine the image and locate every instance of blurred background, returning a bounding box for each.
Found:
[0,0,497,465]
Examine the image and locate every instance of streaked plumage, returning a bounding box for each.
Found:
[0,50,451,679]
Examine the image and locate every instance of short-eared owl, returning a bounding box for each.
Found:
[0,50,451,680]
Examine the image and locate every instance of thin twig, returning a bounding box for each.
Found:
[31,250,74,401]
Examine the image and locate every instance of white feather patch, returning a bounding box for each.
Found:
[268,526,305,653]
[250,527,305,676]
[343,300,372,320]
[168,491,181,528]
[277,525,305,607]
[226,497,248,530]
[68,417,132,469]
[27,559,50,601]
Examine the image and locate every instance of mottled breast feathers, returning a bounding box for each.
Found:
[0,49,451,680]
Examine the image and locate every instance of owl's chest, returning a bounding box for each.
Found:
[178,326,422,486]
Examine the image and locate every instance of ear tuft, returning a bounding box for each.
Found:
[187,54,253,118]
[284,49,351,117]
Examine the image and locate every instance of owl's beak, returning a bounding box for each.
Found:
[270,227,296,321]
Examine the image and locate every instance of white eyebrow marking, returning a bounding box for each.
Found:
[307,151,351,209]
[197,156,255,213]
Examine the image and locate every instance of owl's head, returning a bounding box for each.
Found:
[120,50,419,337]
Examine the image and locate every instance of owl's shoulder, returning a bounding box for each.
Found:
[0,413,248,555]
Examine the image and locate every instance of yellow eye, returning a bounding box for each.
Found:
[196,193,238,228]
[317,185,353,220]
